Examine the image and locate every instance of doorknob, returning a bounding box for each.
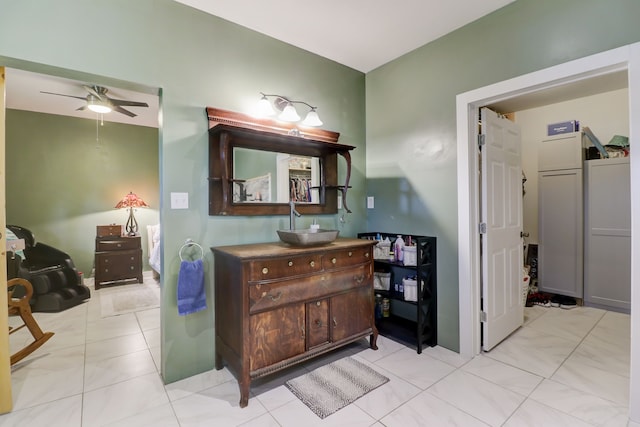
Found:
[520,231,530,238]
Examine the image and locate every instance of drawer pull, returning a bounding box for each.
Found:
[288,261,293,267]
[365,252,370,258]
[315,319,323,327]
[267,291,282,301]
[130,266,135,270]
[316,301,321,307]
[262,267,269,275]
[309,261,315,268]
[355,274,364,284]
[348,251,352,257]
[331,258,337,264]
[117,243,122,248]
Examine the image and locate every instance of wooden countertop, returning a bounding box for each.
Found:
[211,237,375,259]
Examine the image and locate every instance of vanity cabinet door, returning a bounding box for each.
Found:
[331,287,373,343]
[306,299,329,349]
[250,304,306,371]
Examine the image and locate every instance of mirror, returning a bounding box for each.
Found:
[207,107,355,216]
[232,148,321,204]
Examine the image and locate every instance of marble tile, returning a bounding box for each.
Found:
[10,345,85,410]
[82,372,169,426]
[85,332,149,362]
[373,347,455,390]
[238,413,281,427]
[103,402,179,427]
[461,355,543,396]
[150,345,162,372]
[356,334,405,363]
[171,380,268,426]
[570,335,630,378]
[251,365,310,411]
[142,327,161,348]
[529,379,629,427]
[420,345,471,368]
[0,394,82,427]
[164,367,235,401]
[380,391,489,427]
[84,348,158,391]
[523,305,548,325]
[485,326,580,378]
[85,313,142,343]
[526,306,605,341]
[427,369,525,426]
[135,307,160,331]
[628,420,640,427]
[350,355,422,420]
[551,356,630,406]
[269,394,376,427]
[504,399,593,427]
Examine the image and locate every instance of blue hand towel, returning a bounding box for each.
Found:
[177,259,207,316]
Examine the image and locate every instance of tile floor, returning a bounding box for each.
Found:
[2,276,634,426]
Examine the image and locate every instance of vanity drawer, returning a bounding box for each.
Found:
[249,264,370,314]
[323,247,372,270]
[248,254,323,281]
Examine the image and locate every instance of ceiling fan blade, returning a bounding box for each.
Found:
[40,91,87,101]
[109,98,149,108]
[113,105,137,117]
[76,105,87,111]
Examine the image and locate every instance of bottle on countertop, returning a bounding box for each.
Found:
[394,235,405,262]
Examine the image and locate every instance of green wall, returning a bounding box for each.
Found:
[5,109,159,275]
[0,0,366,383]
[365,0,640,350]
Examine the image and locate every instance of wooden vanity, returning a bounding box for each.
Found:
[211,238,378,407]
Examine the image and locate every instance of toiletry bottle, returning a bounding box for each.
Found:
[394,235,405,262]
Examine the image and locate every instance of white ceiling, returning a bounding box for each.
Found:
[174,0,517,73]
[4,1,629,126]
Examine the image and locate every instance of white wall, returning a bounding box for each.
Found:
[514,88,630,243]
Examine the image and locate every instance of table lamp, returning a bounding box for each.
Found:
[115,191,148,236]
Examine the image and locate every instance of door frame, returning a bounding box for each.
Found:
[456,42,640,421]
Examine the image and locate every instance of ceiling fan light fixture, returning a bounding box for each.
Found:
[87,95,112,114]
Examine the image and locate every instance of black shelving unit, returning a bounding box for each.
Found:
[358,232,437,353]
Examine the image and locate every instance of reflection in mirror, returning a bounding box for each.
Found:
[233,147,320,204]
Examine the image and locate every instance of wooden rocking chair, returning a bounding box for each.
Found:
[7,278,54,365]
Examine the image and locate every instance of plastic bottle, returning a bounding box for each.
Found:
[394,235,405,262]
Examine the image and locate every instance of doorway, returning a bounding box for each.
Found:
[456,42,640,421]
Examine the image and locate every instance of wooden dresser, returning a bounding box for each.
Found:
[211,238,378,407]
[94,235,143,289]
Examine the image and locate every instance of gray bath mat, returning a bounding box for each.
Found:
[285,356,389,419]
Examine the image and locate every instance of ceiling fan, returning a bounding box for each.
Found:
[40,85,149,117]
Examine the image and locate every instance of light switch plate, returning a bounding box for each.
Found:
[171,192,189,209]
[367,196,374,209]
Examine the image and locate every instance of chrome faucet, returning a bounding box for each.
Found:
[289,201,301,230]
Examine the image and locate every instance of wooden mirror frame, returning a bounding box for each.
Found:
[207,107,355,216]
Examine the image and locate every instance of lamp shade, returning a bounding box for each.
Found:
[115,192,148,236]
[302,109,323,127]
[87,94,112,114]
[115,192,148,209]
[279,103,301,122]
[257,95,275,116]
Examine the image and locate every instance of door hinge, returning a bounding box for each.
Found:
[479,222,487,234]
[480,311,487,323]
[478,134,486,147]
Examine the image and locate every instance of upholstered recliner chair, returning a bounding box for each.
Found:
[7,225,90,312]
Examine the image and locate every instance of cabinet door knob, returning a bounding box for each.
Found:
[331,258,337,264]
[365,252,370,258]
[348,251,353,257]
[332,317,338,327]
[288,261,293,267]
[300,325,305,339]
[309,261,315,268]
[316,301,322,306]
[262,267,269,274]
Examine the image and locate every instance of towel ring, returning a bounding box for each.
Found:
[179,239,204,261]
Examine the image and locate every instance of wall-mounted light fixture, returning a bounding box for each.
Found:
[257,92,323,127]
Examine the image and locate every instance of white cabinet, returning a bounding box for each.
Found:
[538,132,584,298]
[584,158,630,313]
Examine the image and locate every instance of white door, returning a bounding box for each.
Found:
[480,107,524,351]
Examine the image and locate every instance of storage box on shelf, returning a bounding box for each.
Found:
[358,232,437,353]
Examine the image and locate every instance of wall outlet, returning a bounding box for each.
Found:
[367,196,374,209]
